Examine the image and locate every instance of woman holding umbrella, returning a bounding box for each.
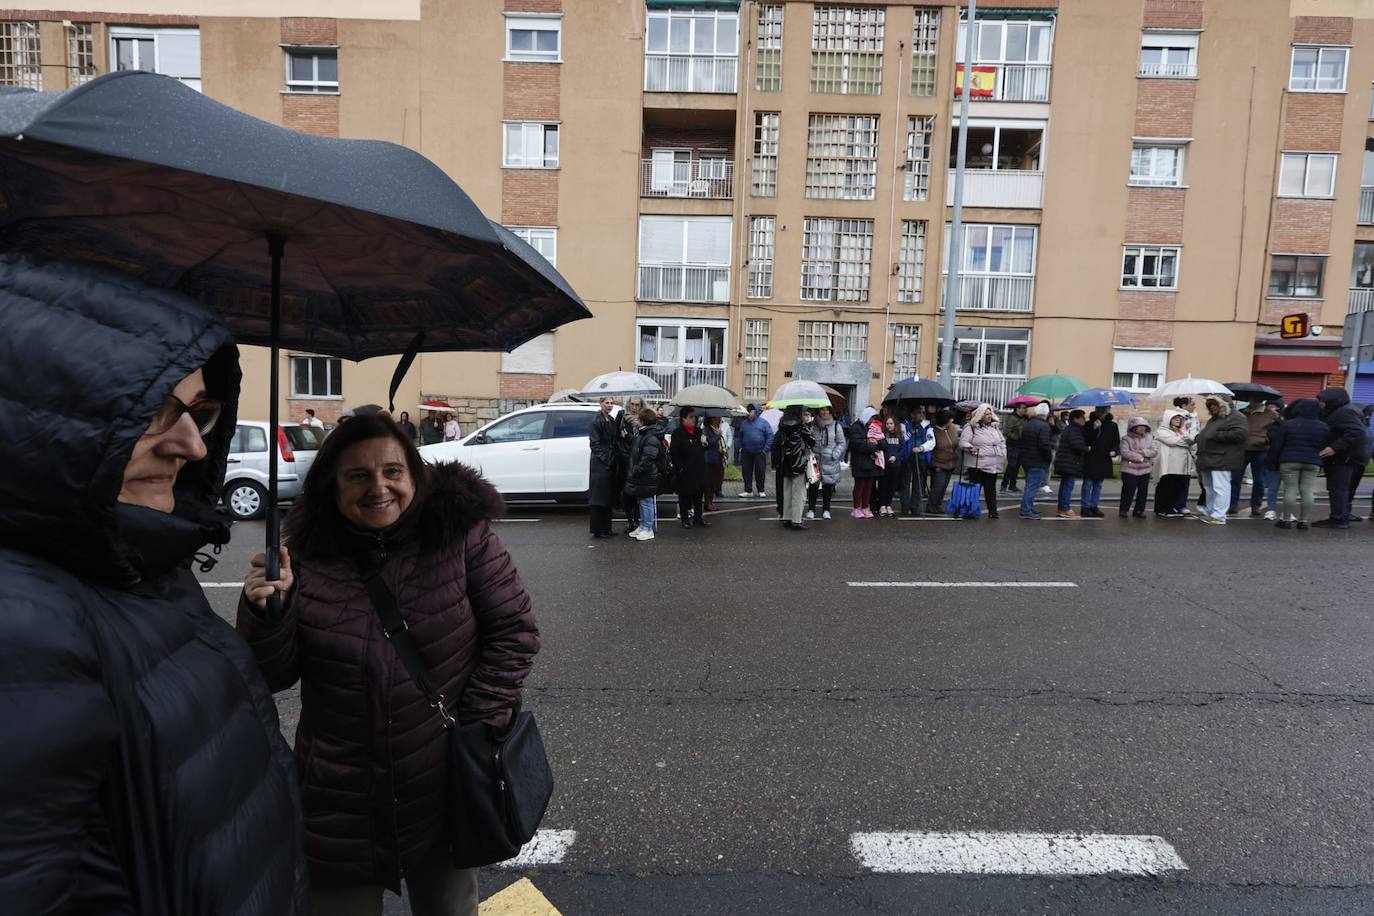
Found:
[588,397,620,538]
[617,397,646,533]
[670,406,711,529]
[777,405,817,529]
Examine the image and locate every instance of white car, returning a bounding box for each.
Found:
[222,421,323,520]
[419,403,615,501]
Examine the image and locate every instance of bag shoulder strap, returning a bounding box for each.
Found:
[361,571,456,728]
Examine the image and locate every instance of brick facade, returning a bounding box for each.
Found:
[506,0,561,12]
[498,372,556,400]
[1133,79,1196,138]
[502,169,559,224]
[1116,289,1175,347]
[1282,93,1345,151]
[1124,187,1186,243]
[1270,198,1333,252]
[1114,319,1174,348]
[642,126,736,160]
[282,93,339,136]
[1142,0,1203,31]
[287,399,346,425]
[503,63,562,121]
[281,17,337,46]
[1292,16,1352,45]
[1260,301,1320,328]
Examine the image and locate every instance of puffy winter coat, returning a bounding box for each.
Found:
[236,461,538,891]
[930,424,960,470]
[1053,422,1089,477]
[1245,408,1280,451]
[1018,416,1055,469]
[1002,411,1025,444]
[1155,410,1197,477]
[738,414,775,453]
[958,421,1008,474]
[847,420,883,478]
[777,418,815,476]
[0,253,307,914]
[810,419,847,484]
[1317,387,1374,467]
[1195,403,1248,471]
[670,421,709,494]
[588,409,620,507]
[1083,414,1121,480]
[1266,399,1328,467]
[1118,420,1160,476]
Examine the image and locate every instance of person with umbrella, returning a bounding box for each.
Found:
[776,405,817,529]
[419,411,445,446]
[807,405,847,519]
[1154,409,1197,518]
[703,414,727,513]
[1080,407,1120,518]
[1017,403,1055,519]
[925,408,961,514]
[588,397,620,538]
[0,255,307,914]
[1053,410,1090,518]
[670,406,711,529]
[1233,399,1281,520]
[1000,401,1029,494]
[1194,395,1248,525]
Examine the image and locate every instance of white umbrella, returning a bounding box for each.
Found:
[760,407,782,431]
[1148,376,1234,399]
[765,379,831,409]
[580,370,663,398]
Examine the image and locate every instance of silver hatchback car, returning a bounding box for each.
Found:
[222,421,323,520]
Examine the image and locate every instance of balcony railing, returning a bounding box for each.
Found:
[1138,61,1197,78]
[640,159,734,199]
[940,274,1035,312]
[1350,288,1374,314]
[645,54,738,93]
[958,63,1051,102]
[637,264,730,303]
[1359,187,1374,225]
[949,374,1026,406]
[636,364,727,399]
[945,169,1044,208]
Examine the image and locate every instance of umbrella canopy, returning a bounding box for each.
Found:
[1224,382,1283,402]
[1016,374,1090,400]
[1149,376,1234,399]
[666,404,746,419]
[760,408,782,431]
[818,383,848,415]
[580,371,663,398]
[883,376,955,405]
[766,379,831,409]
[1054,387,1138,410]
[1006,394,1044,408]
[547,388,583,403]
[668,384,743,411]
[953,399,982,414]
[418,399,454,412]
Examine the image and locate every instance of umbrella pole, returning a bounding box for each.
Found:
[265,234,285,620]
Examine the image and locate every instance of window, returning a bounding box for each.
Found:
[951,121,1044,171]
[811,5,884,95]
[892,324,921,378]
[942,224,1038,311]
[482,412,546,444]
[234,425,269,454]
[284,48,338,93]
[505,15,561,62]
[0,21,42,90]
[66,22,96,86]
[507,226,557,267]
[898,220,928,303]
[547,410,594,439]
[637,319,728,396]
[904,115,934,201]
[955,17,1053,102]
[1268,255,1325,298]
[1139,31,1198,78]
[503,122,559,169]
[1278,152,1337,198]
[744,319,771,401]
[290,356,342,398]
[1130,144,1185,187]
[911,8,940,96]
[1290,46,1347,92]
[756,4,783,91]
[638,216,732,302]
[1352,241,1374,289]
[801,218,874,302]
[748,216,775,298]
[284,426,323,452]
[1121,245,1180,289]
[752,112,780,197]
[798,321,869,362]
[805,114,879,200]
[1112,348,1168,392]
[645,8,739,93]
[937,326,1030,378]
[111,27,201,91]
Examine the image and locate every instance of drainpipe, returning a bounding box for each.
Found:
[939,0,976,389]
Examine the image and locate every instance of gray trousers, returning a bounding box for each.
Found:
[310,848,479,916]
[781,472,808,524]
[1279,461,1318,523]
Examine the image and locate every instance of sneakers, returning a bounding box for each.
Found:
[851,508,863,519]
[1056,509,1077,518]
[1132,511,1147,519]
[1263,510,1276,521]
[861,508,874,518]
[631,528,655,540]
[627,526,643,538]
[738,490,754,498]
[756,490,768,499]
[1039,485,1053,495]
[822,510,832,520]
[1199,516,1226,525]
[1019,511,1042,520]
[804,509,816,519]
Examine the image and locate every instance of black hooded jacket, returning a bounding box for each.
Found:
[1316,387,1373,467]
[0,254,308,914]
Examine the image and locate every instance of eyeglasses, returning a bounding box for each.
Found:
[145,395,224,438]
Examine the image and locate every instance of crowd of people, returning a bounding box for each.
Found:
[589,388,1374,537]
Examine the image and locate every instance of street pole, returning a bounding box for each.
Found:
[940,0,977,389]
[1346,308,1369,397]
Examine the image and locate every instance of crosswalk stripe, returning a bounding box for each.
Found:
[850,831,1187,876]
[847,581,1077,588]
[500,830,576,868]
[480,877,562,914]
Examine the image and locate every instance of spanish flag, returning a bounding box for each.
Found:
[954,65,997,98]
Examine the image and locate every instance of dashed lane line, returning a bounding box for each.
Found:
[850,831,1187,876]
[847,581,1078,588]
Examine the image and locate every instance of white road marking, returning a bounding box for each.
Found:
[500,829,576,867]
[897,516,961,521]
[847,581,1077,588]
[199,583,245,588]
[496,518,542,522]
[850,831,1187,876]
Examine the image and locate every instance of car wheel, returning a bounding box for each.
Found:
[225,481,266,520]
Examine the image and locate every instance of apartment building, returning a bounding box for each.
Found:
[4,0,1373,425]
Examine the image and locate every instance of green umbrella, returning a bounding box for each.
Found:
[765,379,832,409]
[1016,374,1090,400]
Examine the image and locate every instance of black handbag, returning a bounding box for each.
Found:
[361,571,554,868]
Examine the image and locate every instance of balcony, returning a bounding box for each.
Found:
[949,374,1026,406]
[641,159,733,199]
[637,264,730,303]
[636,364,727,399]
[940,274,1035,312]
[946,169,1044,208]
[957,63,1051,102]
[645,54,737,94]
[1138,61,1196,78]
[1350,288,1374,314]
[1359,187,1374,225]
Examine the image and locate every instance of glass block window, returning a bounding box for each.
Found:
[800,218,874,302]
[748,216,775,298]
[904,115,934,201]
[756,4,783,91]
[744,318,771,401]
[797,320,870,362]
[0,21,43,90]
[805,114,879,200]
[752,111,780,197]
[893,323,921,378]
[811,5,884,95]
[897,220,928,303]
[67,22,96,85]
[911,8,940,96]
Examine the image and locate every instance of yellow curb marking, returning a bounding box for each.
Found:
[480,877,562,915]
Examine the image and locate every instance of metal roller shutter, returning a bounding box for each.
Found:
[1251,371,1325,402]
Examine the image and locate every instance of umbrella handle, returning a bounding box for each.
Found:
[264,234,285,622]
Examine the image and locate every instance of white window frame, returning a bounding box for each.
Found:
[904,115,934,201]
[897,220,927,303]
[1112,348,1168,393]
[756,4,783,91]
[911,7,940,96]
[1267,253,1326,299]
[644,8,739,93]
[504,14,562,63]
[954,117,1046,172]
[744,318,771,402]
[289,355,343,399]
[503,121,560,169]
[811,5,885,96]
[1289,45,1348,93]
[636,318,729,385]
[506,226,557,267]
[0,21,43,90]
[1138,30,1198,78]
[943,223,1039,278]
[797,320,870,363]
[937,326,1031,379]
[1129,141,1186,187]
[1278,152,1338,198]
[956,17,1053,65]
[109,26,201,91]
[752,111,780,197]
[892,323,921,378]
[747,216,775,299]
[800,218,874,302]
[283,46,338,94]
[66,22,96,86]
[637,215,732,303]
[1120,245,1180,290]
[804,113,880,200]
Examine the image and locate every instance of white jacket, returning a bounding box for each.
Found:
[1154,409,1197,477]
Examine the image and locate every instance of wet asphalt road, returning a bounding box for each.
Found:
[200,497,1374,915]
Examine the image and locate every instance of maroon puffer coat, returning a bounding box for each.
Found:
[236,462,539,891]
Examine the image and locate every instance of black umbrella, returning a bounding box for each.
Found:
[0,72,592,612]
[1224,382,1283,402]
[883,375,955,405]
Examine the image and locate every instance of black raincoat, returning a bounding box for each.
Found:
[0,253,308,914]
